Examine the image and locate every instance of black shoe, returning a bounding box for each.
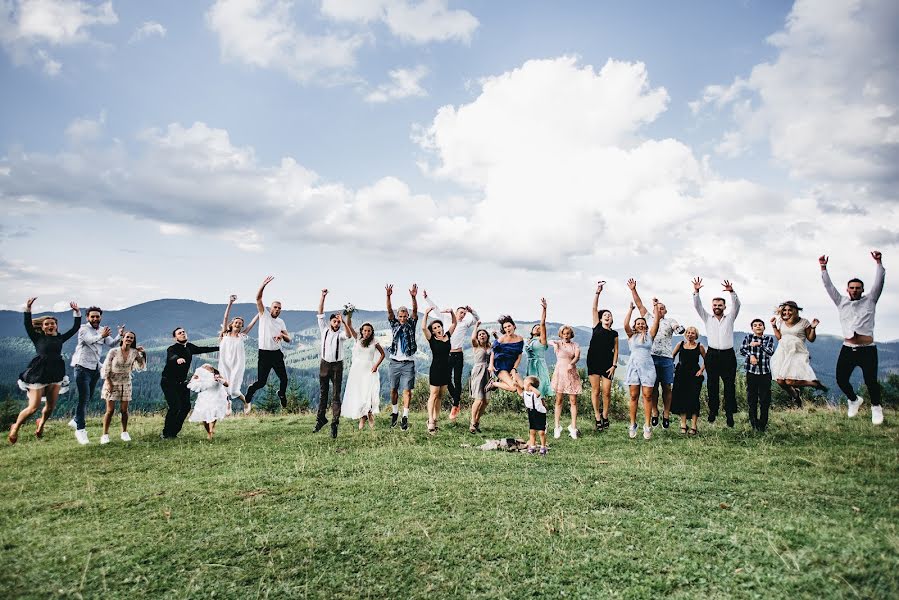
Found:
[391,413,399,428]
[726,414,735,428]
[602,417,610,430]
[662,417,670,429]
[401,416,409,431]
[330,422,338,439]
[313,418,328,433]
[708,414,717,423]
[474,421,482,433]
[279,394,287,408]
[595,420,603,432]
[650,415,659,427]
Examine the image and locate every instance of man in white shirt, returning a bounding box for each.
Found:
[314,288,348,437]
[693,277,741,426]
[68,306,123,444]
[245,276,291,408]
[423,290,479,423]
[820,251,886,425]
[628,280,684,429]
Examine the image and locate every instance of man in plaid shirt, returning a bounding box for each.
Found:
[739,319,776,431]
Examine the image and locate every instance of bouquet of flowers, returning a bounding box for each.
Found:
[342,302,356,317]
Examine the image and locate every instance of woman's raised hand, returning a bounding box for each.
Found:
[25,297,36,310]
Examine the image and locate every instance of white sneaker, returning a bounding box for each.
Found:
[847,397,863,418]
[628,424,638,439]
[68,419,78,429]
[553,426,563,439]
[120,431,132,442]
[567,425,579,440]
[100,434,110,444]
[643,425,652,440]
[74,429,89,445]
[871,405,884,425]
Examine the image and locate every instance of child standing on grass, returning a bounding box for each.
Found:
[740,319,776,432]
[517,376,548,456]
[188,364,230,440]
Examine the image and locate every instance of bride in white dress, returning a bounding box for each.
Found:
[341,313,385,430]
[218,295,259,415]
[770,300,828,403]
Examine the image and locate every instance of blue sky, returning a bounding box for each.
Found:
[1,0,897,339]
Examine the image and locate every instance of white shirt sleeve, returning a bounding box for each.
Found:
[821,269,844,306]
[870,263,886,303]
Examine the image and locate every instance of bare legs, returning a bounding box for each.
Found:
[426,385,447,433]
[10,385,59,443]
[553,393,578,432]
[469,398,488,432]
[628,385,653,428]
[102,400,129,435]
[202,420,216,440]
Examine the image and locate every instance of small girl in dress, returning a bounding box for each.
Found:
[516,376,548,456]
[550,323,582,440]
[188,364,230,440]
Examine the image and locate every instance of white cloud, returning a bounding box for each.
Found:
[0,0,118,74]
[365,64,428,103]
[693,0,899,190]
[64,109,105,143]
[321,0,478,44]
[205,0,367,84]
[129,20,165,44]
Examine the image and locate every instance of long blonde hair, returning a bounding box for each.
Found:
[32,316,57,334]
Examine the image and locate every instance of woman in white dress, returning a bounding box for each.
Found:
[341,313,385,430]
[770,300,827,404]
[188,364,230,440]
[218,295,258,415]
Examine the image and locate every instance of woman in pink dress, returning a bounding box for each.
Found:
[550,325,583,440]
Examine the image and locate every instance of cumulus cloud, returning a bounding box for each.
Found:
[128,20,165,44]
[693,0,899,191]
[205,0,368,84]
[365,65,428,102]
[321,0,478,44]
[64,109,106,143]
[0,0,118,74]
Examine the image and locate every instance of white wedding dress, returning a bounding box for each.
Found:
[341,339,381,420]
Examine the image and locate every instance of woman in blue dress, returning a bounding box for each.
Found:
[623,300,661,441]
[525,298,552,397]
[485,316,524,408]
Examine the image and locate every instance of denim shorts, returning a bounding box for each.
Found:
[652,355,675,385]
[389,359,416,392]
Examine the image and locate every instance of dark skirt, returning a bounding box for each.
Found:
[429,362,450,386]
[19,355,66,386]
[670,365,702,417]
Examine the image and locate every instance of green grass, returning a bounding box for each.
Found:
[1,408,897,599]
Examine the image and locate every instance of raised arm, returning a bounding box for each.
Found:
[470,321,482,347]
[422,306,433,340]
[422,289,439,312]
[870,251,885,302]
[410,283,419,319]
[722,280,740,318]
[242,313,259,335]
[592,281,604,327]
[344,312,357,339]
[819,255,843,305]
[60,302,82,342]
[623,303,635,337]
[222,294,236,337]
[770,317,782,340]
[692,277,709,320]
[447,306,458,337]
[539,298,547,345]
[627,279,648,318]
[256,276,274,314]
[318,289,327,316]
[648,301,661,338]
[385,284,395,322]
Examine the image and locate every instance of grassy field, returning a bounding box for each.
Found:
[1,407,897,599]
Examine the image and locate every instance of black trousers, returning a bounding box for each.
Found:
[447,351,464,407]
[317,359,344,423]
[746,372,772,429]
[836,345,881,406]
[161,378,191,438]
[705,348,737,417]
[246,349,288,403]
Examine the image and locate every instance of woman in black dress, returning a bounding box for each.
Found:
[422,306,457,434]
[9,297,81,444]
[670,326,706,435]
[587,282,619,432]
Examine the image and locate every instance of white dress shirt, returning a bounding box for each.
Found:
[424,296,479,351]
[258,311,288,351]
[693,291,740,350]
[317,313,348,362]
[71,324,120,369]
[822,263,884,341]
